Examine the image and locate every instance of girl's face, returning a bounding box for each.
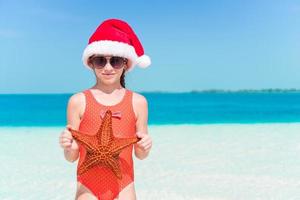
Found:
[88,55,128,86]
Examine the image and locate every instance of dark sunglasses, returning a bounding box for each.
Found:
[90,56,127,69]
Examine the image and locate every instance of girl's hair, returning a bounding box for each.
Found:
[120,69,126,88]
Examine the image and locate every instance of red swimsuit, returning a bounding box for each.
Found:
[77,89,137,199]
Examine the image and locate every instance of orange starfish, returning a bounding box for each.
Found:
[68,109,140,179]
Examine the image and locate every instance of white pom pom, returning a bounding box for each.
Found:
[136,55,151,68]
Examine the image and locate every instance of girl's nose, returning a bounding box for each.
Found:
[103,62,114,70]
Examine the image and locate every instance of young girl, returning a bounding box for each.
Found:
[59,19,152,200]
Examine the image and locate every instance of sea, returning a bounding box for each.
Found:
[1,91,300,200]
[1,91,300,126]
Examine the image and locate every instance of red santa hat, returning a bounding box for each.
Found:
[82,18,151,72]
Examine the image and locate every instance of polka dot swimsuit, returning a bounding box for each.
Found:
[77,89,137,199]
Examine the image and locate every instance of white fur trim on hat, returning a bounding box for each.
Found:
[82,40,151,71]
[136,55,151,68]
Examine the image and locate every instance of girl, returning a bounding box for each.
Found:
[59,19,152,200]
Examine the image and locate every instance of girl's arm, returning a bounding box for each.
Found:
[133,94,152,160]
[61,93,84,162]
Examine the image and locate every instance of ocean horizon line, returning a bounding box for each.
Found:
[1,88,300,95]
[2,121,300,128]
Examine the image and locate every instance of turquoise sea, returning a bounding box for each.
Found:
[1,91,300,199]
[1,91,300,126]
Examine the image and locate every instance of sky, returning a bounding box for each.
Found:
[0,0,300,93]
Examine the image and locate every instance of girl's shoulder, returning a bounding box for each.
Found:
[131,91,148,111]
[68,91,85,106]
[132,91,147,103]
[67,91,86,114]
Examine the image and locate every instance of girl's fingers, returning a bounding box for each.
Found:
[61,141,71,146]
[61,138,72,143]
[137,135,149,143]
[60,130,73,139]
[136,131,143,138]
[59,136,73,148]
[59,135,71,142]
[137,140,152,150]
[61,141,72,147]
[143,140,152,147]
[59,127,75,149]
[138,139,151,147]
[62,141,72,145]
[66,124,72,129]
[138,137,151,145]
[60,140,72,144]
[144,144,152,151]
[63,130,72,137]
[137,140,142,145]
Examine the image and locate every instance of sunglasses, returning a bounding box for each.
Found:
[90,56,127,69]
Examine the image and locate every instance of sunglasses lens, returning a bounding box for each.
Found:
[92,56,107,68]
[110,57,124,69]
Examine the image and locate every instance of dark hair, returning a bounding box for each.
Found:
[120,68,126,88]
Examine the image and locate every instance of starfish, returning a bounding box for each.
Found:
[68,109,140,179]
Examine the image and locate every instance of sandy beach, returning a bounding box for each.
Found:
[1,124,300,200]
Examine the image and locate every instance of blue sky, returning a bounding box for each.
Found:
[0,0,300,93]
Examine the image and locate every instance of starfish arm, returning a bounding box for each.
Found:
[107,157,122,179]
[78,155,104,175]
[111,137,140,156]
[69,128,97,151]
[97,110,114,146]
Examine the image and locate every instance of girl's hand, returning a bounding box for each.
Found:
[59,124,79,151]
[136,131,152,152]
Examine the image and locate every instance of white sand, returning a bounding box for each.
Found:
[1,124,300,199]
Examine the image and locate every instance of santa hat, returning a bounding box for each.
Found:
[82,18,151,72]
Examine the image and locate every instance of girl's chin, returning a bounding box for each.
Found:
[101,78,118,85]
[97,75,113,80]
[96,74,120,84]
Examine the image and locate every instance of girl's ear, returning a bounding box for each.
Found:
[87,58,92,68]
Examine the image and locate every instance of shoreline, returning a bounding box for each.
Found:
[1,122,300,129]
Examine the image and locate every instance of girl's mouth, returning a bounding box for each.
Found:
[102,74,115,78]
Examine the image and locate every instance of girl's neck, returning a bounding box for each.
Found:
[92,81,124,94]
